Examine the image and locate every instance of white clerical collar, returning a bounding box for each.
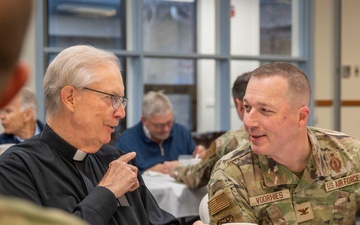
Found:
[73,149,87,161]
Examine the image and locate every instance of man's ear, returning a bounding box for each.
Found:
[299,106,310,124]
[235,98,243,112]
[61,85,77,112]
[0,63,28,108]
[141,116,147,124]
[22,108,34,122]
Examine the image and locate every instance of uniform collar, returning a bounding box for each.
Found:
[258,128,332,188]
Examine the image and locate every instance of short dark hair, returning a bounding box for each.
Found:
[232,72,252,106]
[250,62,311,106]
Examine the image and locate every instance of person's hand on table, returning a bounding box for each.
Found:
[163,160,180,172]
[193,145,206,158]
[147,163,170,174]
[99,152,139,198]
[146,161,180,174]
[193,220,207,225]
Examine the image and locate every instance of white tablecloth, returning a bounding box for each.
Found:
[142,172,208,218]
[0,144,14,155]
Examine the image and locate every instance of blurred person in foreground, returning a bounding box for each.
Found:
[0,45,179,225]
[0,88,44,144]
[194,62,360,225]
[114,90,205,174]
[0,0,88,224]
[170,72,251,189]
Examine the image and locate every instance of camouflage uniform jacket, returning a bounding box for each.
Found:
[0,196,88,225]
[207,127,360,225]
[171,126,248,189]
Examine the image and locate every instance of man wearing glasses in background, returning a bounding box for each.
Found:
[114,90,204,174]
[0,45,179,225]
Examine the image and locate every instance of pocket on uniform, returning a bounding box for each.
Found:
[330,190,356,225]
[258,204,289,225]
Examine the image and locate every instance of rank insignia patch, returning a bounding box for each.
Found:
[295,202,314,223]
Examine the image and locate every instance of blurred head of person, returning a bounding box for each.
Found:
[141,90,174,142]
[44,45,127,152]
[0,0,32,108]
[0,88,38,140]
[232,72,252,121]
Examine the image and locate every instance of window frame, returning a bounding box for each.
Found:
[35,0,314,132]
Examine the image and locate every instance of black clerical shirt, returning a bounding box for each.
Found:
[0,124,179,225]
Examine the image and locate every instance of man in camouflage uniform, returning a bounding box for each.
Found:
[170,72,251,189]
[202,62,360,225]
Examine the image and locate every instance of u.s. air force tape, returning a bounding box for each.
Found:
[324,173,360,192]
[249,189,291,207]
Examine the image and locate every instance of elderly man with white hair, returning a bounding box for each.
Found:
[0,45,179,225]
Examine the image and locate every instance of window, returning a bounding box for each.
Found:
[37,0,311,134]
[260,0,293,55]
[47,0,125,49]
[143,0,195,53]
[142,0,197,130]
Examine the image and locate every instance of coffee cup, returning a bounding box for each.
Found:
[222,223,258,225]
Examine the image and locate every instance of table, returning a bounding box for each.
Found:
[142,172,208,219]
[0,144,14,155]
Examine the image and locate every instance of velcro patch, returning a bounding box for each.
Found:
[324,173,360,192]
[325,151,347,177]
[249,189,291,206]
[217,215,234,225]
[212,180,224,195]
[294,202,314,223]
[209,191,230,216]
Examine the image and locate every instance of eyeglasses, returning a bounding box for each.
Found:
[83,87,128,109]
[147,118,175,130]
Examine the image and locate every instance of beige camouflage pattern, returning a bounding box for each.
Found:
[171,126,248,189]
[0,196,88,225]
[208,127,360,225]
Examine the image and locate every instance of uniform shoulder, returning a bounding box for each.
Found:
[218,144,251,164]
[308,126,360,146]
[309,126,349,137]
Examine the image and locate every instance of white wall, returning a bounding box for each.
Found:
[340,0,360,138]
[313,0,336,131]
[313,0,360,139]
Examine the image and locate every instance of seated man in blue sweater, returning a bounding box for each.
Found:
[114,90,203,174]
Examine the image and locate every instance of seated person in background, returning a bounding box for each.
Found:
[170,72,251,189]
[0,88,44,144]
[195,62,360,225]
[0,45,179,225]
[114,90,204,174]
